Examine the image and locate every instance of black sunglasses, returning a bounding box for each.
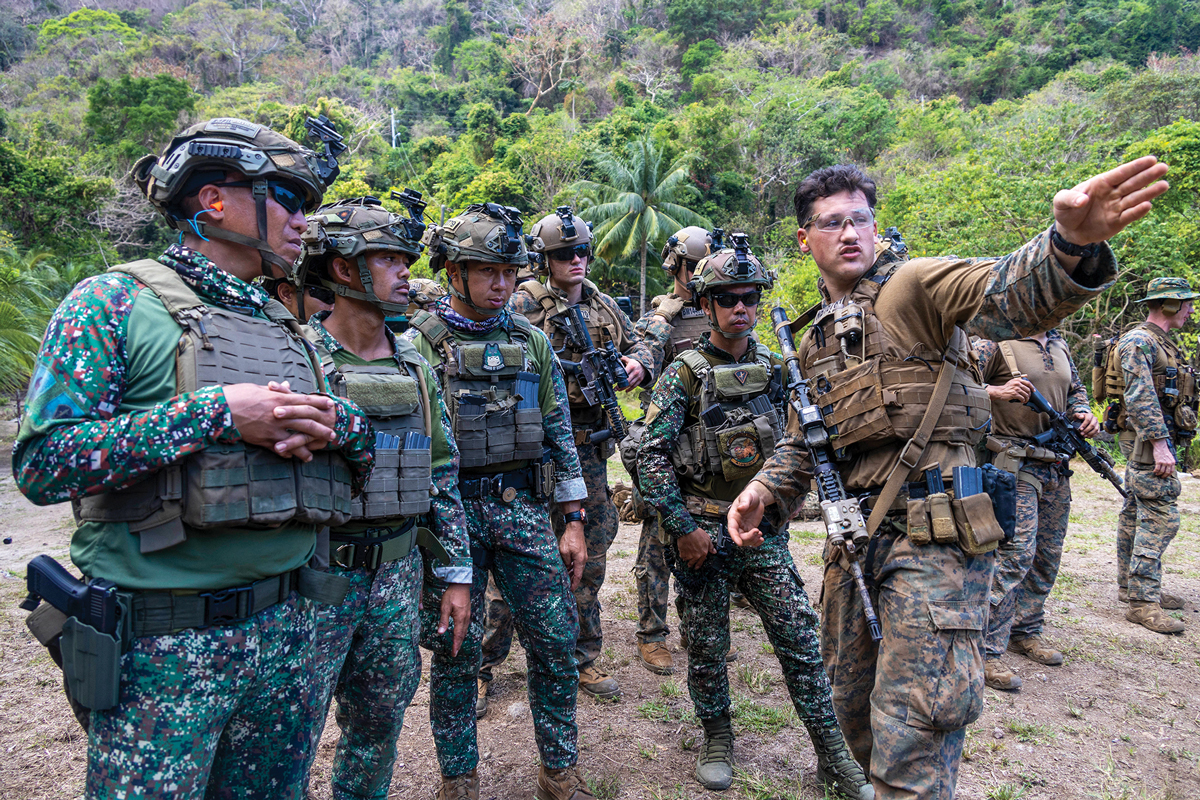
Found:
[710,290,762,308]
[305,285,335,305]
[548,244,590,261]
[216,180,308,215]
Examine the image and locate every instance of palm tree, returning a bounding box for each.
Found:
[570,136,710,316]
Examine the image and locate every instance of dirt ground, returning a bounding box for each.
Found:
[1,457,1198,800]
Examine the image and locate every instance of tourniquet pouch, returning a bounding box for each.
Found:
[60,616,121,711]
[907,498,931,545]
[951,493,1004,555]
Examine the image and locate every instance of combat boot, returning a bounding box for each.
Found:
[637,640,674,675]
[436,768,479,800]
[984,659,1022,691]
[578,664,621,700]
[1126,601,1185,634]
[476,678,489,719]
[1120,586,1184,609]
[1008,635,1063,666]
[805,717,873,800]
[535,765,595,800]
[695,713,735,790]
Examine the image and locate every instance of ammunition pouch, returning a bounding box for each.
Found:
[888,465,1014,553]
[684,494,732,519]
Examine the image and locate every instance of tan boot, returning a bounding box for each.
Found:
[476,678,489,719]
[1126,601,1185,634]
[984,659,1022,691]
[1118,586,1128,603]
[1008,635,1063,666]
[535,765,595,800]
[637,641,674,675]
[1161,591,1185,610]
[436,768,479,800]
[731,592,753,609]
[578,664,621,700]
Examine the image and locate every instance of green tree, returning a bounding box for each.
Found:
[37,9,140,54]
[570,136,710,314]
[85,74,197,158]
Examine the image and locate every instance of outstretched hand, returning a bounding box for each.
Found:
[727,482,771,547]
[1053,156,1170,246]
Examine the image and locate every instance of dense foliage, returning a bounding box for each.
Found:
[1,0,1199,393]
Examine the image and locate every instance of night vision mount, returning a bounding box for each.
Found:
[727,232,757,279]
[468,202,525,257]
[304,115,347,187]
[390,188,429,242]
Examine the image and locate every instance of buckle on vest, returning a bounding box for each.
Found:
[200,585,252,626]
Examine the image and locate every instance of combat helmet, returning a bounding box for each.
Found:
[660,226,713,274]
[529,206,593,278]
[133,116,346,278]
[689,232,775,339]
[297,191,426,317]
[420,202,531,317]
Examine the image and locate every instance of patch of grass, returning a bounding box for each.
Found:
[805,552,824,566]
[736,664,775,695]
[760,642,775,655]
[790,527,823,543]
[637,698,694,724]
[611,549,631,559]
[586,774,622,799]
[731,694,797,735]
[660,678,682,698]
[734,767,803,800]
[1004,718,1057,744]
[985,783,1028,800]
[639,743,657,760]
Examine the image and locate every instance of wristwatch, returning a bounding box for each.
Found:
[1050,225,1101,259]
[563,509,587,525]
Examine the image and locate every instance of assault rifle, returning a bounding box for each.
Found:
[553,304,630,444]
[1025,386,1128,498]
[772,304,882,642]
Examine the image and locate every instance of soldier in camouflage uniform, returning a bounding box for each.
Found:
[403,203,595,800]
[14,118,376,798]
[294,196,473,799]
[480,207,653,703]
[973,331,1098,690]
[638,240,871,798]
[1109,277,1198,634]
[728,160,1167,799]
[262,275,335,320]
[629,226,714,675]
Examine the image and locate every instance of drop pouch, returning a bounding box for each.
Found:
[951,493,1004,556]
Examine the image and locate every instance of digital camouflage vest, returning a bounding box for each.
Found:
[73,260,353,554]
[1099,321,1198,440]
[408,310,543,470]
[797,262,991,473]
[671,346,784,487]
[313,338,432,520]
[518,278,619,417]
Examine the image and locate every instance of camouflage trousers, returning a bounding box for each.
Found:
[422,489,580,776]
[1117,439,1181,603]
[482,442,615,671]
[822,519,992,800]
[985,462,1071,658]
[668,516,834,725]
[87,593,316,799]
[633,514,679,643]
[304,547,423,800]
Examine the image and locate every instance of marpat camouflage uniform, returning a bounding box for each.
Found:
[752,232,1116,799]
[974,333,1087,658]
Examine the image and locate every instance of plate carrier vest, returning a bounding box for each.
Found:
[313,337,433,520]
[651,293,712,373]
[73,260,353,554]
[408,310,544,470]
[670,345,784,486]
[797,262,992,467]
[1099,322,1198,441]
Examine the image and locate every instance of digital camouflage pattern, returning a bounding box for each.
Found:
[638,335,838,729]
[974,335,1083,658]
[404,306,585,777]
[1116,325,1180,604]
[87,595,317,800]
[306,551,423,800]
[751,233,1117,800]
[984,462,1071,657]
[481,441,617,670]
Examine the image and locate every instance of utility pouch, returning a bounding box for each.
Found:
[1174,403,1197,433]
[60,616,122,712]
[906,498,931,545]
[951,493,1004,556]
[927,492,956,544]
[715,421,766,482]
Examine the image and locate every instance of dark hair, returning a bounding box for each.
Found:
[793,165,877,226]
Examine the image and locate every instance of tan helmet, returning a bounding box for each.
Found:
[660,226,713,274]
[297,194,425,316]
[529,206,592,278]
[689,232,775,339]
[420,202,530,316]
[133,116,346,277]
[407,278,447,309]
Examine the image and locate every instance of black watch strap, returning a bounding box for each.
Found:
[563,510,585,525]
[1050,225,1101,259]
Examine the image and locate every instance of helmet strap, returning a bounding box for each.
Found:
[450,263,502,317]
[704,295,753,340]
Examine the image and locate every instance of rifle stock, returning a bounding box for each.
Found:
[770,304,882,642]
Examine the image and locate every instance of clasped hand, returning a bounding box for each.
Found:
[223,381,339,462]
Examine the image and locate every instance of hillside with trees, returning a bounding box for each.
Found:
[1,0,1199,390]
